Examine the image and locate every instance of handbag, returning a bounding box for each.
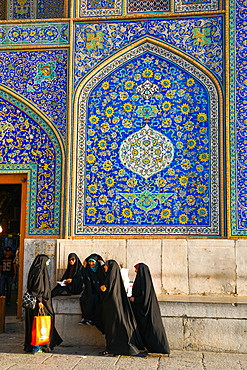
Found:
[31,308,51,346]
[22,291,37,310]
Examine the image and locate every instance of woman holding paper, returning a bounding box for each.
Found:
[51,253,84,297]
[24,254,63,354]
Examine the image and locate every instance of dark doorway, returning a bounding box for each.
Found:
[0,184,21,316]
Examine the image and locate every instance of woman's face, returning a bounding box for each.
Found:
[135,268,138,274]
[88,260,96,268]
[69,257,76,265]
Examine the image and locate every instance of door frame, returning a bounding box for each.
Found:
[0,173,27,319]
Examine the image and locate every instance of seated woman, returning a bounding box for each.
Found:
[130,263,170,354]
[99,260,143,356]
[51,253,83,297]
[79,253,104,333]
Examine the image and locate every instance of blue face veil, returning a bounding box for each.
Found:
[88,258,98,272]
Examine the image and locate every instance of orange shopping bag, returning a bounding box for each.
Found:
[31,309,51,346]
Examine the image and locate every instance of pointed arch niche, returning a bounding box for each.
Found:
[73,40,223,237]
[0,87,64,236]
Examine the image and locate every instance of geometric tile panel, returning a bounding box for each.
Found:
[79,0,122,17]
[175,0,219,12]
[8,0,35,19]
[0,0,6,20]
[37,0,67,18]
[127,0,170,13]
[0,50,68,142]
[230,0,247,235]
[0,89,62,236]
[75,17,224,86]
[75,42,221,236]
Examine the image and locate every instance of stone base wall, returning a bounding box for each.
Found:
[55,238,247,296]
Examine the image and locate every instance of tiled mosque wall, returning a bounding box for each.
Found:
[0,0,246,296]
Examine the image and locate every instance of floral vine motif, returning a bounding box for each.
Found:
[84,52,212,228]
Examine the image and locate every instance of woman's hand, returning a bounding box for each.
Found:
[100,285,107,292]
[64,278,72,284]
[38,302,44,309]
[130,297,135,302]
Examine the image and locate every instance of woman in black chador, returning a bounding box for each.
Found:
[79,253,104,333]
[24,254,63,354]
[51,253,83,297]
[100,260,143,356]
[130,263,170,354]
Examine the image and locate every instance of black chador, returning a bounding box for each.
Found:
[51,253,83,297]
[100,260,143,356]
[131,263,170,354]
[24,254,63,352]
[79,253,104,333]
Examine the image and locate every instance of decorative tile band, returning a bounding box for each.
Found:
[75,17,224,86]
[230,0,247,235]
[75,42,221,236]
[0,89,62,235]
[0,23,69,45]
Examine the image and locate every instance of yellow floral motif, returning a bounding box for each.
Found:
[187,139,196,149]
[105,213,115,223]
[197,112,207,122]
[98,139,107,150]
[142,69,153,78]
[155,178,166,187]
[120,92,129,100]
[185,121,194,131]
[105,106,114,117]
[160,208,171,219]
[161,79,171,88]
[127,178,137,187]
[99,195,108,205]
[88,184,98,194]
[103,160,112,171]
[89,115,99,124]
[198,207,208,217]
[179,176,188,187]
[123,119,132,128]
[162,118,172,127]
[105,176,115,187]
[123,103,133,112]
[166,90,175,99]
[176,141,183,149]
[179,214,189,224]
[102,81,110,90]
[187,78,195,87]
[181,104,190,115]
[87,207,97,216]
[187,195,195,205]
[87,154,96,163]
[122,208,133,218]
[197,184,207,193]
[181,159,191,170]
[162,101,172,111]
[167,168,175,176]
[199,153,209,162]
[101,122,110,132]
[124,80,135,90]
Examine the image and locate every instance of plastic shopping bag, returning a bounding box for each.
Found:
[31,311,51,346]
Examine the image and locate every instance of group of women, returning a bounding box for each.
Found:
[24,253,170,356]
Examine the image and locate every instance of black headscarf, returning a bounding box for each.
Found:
[100,260,143,356]
[61,253,84,295]
[25,254,63,351]
[131,263,170,354]
[80,253,104,333]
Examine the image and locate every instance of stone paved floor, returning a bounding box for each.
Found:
[1,332,247,369]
